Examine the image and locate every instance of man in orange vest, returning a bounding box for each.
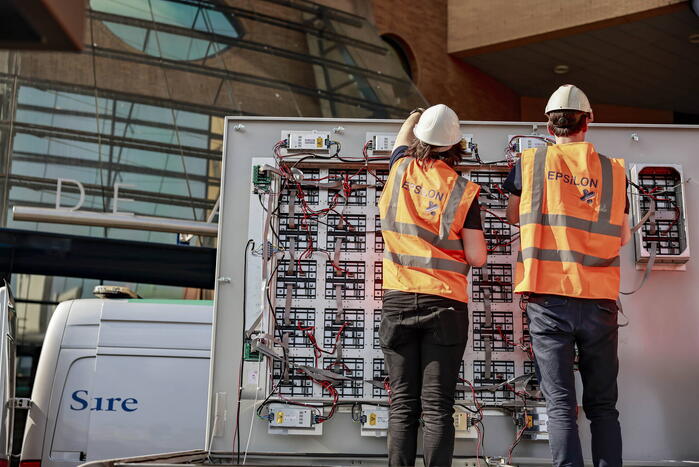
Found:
[379,104,487,467]
[504,85,631,467]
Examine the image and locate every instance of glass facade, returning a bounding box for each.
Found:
[0,0,425,345]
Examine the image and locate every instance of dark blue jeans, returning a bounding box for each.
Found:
[380,290,468,467]
[527,293,622,467]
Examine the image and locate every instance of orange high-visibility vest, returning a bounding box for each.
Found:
[516,143,626,300]
[379,157,480,303]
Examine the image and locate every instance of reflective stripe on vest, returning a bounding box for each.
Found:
[515,144,625,299]
[379,157,479,302]
[519,148,622,237]
[384,251,470,275]
[381,157,464,251]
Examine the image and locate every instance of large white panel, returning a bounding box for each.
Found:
[211,117,699,462]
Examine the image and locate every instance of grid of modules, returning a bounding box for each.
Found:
[265,166,531,402]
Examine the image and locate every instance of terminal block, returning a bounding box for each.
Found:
[252,165,272,193]
[630,164,690,269]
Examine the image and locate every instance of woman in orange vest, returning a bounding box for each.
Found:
[504,85,630,467]
[379,104,487,467]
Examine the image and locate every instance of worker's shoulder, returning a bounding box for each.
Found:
[597,151,626,167]
[520,147,538,160]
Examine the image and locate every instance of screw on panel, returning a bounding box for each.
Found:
[631,133,639,142]
[217,277,232,283]
[233,124,245,132]
[332,126,345,134]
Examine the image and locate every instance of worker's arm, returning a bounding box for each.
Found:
[462,229,487,267]
[393,109,423,150]
[621,214,631,246]
[506,194,520,225]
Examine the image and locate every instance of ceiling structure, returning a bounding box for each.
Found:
[0,0,85,51]
[459,5,699,115]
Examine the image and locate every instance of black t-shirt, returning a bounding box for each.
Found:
[389,146,483,230]
[503,159,630,213]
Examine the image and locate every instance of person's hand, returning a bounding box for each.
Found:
[408,107,425,118]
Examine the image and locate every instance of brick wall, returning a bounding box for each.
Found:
[371,0,520,121]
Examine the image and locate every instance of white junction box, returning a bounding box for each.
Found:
[366,132,397,153]
[629,163,690,270]
[360,405,389,437]
[267,403,323,436]
[453,408,478,439]
[283,130,330,151]
[508,134,550,153]
[462,133,477,160]
[521,406,549,441]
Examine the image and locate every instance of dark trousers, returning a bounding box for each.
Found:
[380,290,468,467]
[527,293,622,467]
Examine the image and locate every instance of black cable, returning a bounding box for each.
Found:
[477,419,487,459]
[257,194,281,242]
[456,403,480,415]
[235,239,254,463]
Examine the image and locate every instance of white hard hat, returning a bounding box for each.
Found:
[413,104,462,147]
[545,84,594,121]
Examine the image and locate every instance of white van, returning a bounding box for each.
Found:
[19,298,212,467]
[1,285,17,467]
